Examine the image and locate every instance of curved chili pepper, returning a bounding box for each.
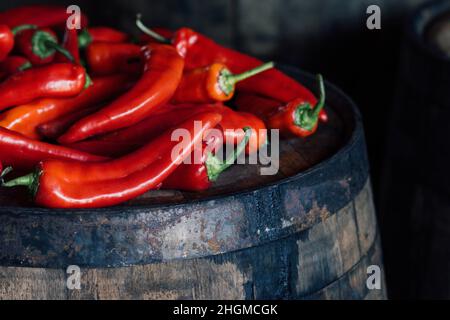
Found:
[68,103,266,156]
[236,92,328,124]
[0,25,14,61]
[0,127,106,171]
[235,74,326,138]
[0,55,31,80]
[0,63,86,112]
[136,16,321,107]
[2,112,221,208]
[0,74,133,139]
[59,43,185,144]
[162,127,251,191]
[86,42,143,76]
[66,140,143,158]
[14,27,75,65]
[55,27,80,64]
[78,27,129,49]
[37,105,103,140]
[171,62,273,104]
[0,5,88,29]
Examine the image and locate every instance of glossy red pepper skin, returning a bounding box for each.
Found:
[66,140,143,158]
[0,63,86,112]
[0,25,14,61]
[0,127,106,171]
[161,143,216,191]
[136,19,324,112]
[86,42,143,76]
[234,75,326,138]
[167,28,316,103]
[0,5,88,29]
[68,103,266,157]
[137,23,328,122]
[37,106,103,140]
[56,27,80,64]
[3,112,221,208]
[0,74,134,139]
[78,27,129,48]
[235,93,328,124]
[59,43,185,144]
[0,55,31,80]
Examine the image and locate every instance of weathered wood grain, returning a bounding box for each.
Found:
[0,180,385,300]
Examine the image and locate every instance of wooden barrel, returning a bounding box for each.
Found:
[380,0,450,299]
[0,68,386,300]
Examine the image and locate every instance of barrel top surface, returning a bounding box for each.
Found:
[0,67,369,268]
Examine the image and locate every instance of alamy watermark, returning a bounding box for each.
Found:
[366,265,382,290]
[66,265,81,290]
[366,5,381,30]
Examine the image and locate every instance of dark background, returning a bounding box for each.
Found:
[0,0,438,298]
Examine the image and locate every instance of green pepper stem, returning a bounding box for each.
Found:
[44,40,75,63]
[228,62,274,83]
[18,61,32,72]
[11,24,37,36]
[311,74,325,117]
[2,169,40,197]
[294,74,326,132]
[206,127,252,182]
[78,28,92,49]
[0,166,13,185]
[2,173,34,188]
[84,70,93,89]
[136,14,170,44]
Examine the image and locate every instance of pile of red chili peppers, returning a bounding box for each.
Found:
[0,6,328,208]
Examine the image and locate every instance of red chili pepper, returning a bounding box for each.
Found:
[0,25,14,61]
[236,93,328,124]
[0,74,134,139]
[59,43,185,144]
[136,16,321,106]
[235,74,326,138]
[68,103,266,156]
[55,27,80,64]
[66,140,143,158]
[0,55,31,80]
[171,61,273,104]
[78,27,129,49]
[37,105,103,140]
[0,5,88,29]
[162,127,251,191]
[14,27,76,65]
[0,127,106,171]
[2,112,221,208]
[0,63,87,112]
[86,42,143,76]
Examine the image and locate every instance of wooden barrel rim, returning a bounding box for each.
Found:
[0,68,369,268]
